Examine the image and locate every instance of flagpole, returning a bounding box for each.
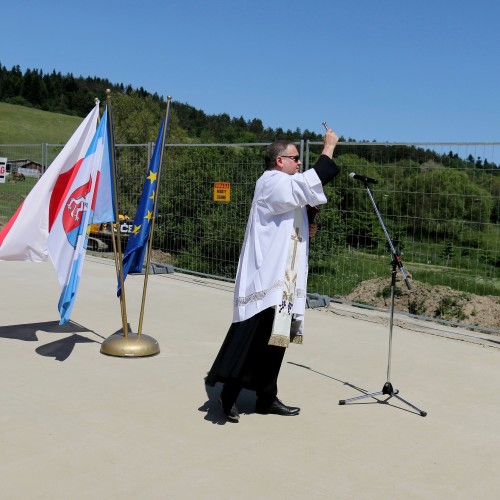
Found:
[96,97,117,269]
[106,90,129,338]
[137,96,172,336]
[88,96,120,279]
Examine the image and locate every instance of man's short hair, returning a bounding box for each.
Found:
[264,140,295,169]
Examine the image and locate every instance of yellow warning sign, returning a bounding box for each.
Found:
[214,182,231,202]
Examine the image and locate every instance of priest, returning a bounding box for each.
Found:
[205,128,340,422]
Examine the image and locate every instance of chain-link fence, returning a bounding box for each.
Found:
[1,141,499,330]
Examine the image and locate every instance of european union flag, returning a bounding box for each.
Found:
[118,116,166,296]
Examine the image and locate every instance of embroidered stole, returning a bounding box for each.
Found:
[268,207,304,348]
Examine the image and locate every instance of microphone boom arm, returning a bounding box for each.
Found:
[364,183,411,290]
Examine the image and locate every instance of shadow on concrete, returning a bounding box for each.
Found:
[35,334,98,361]
[200,384,258,425]
[0,320,91,342]
[0,320,105,362]
[288,361,424,417]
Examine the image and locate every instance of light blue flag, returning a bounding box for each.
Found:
[57,107,116,323]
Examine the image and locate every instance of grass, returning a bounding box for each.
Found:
[308,245,500,298]
[0,102,82,144]
[0,177,38,224]
[308,252,394,297]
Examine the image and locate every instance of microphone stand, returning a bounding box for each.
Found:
[339,179,427,417]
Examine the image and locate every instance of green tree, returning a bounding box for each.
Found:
[0,64,23,100]
[401,169,492,239]
[332,154,382,249]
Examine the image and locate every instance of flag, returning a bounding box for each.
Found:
[49,106,116,323]
[92,106,116,224]
[0,104,99,261]
[118,116,166,296]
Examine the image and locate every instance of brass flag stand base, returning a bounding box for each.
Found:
[99,94,171,360]
[100,332,160,358]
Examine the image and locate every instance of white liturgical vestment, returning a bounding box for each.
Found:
[233,168,327,340]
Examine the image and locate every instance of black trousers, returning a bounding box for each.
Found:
[206,307,286,407]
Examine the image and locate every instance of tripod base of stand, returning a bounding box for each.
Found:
[339,382,427,417]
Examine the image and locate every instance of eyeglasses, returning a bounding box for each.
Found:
[280,155,301,162]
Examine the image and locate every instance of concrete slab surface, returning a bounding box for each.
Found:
[1,256,500,499]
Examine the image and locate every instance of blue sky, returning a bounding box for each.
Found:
[2,0,499,143]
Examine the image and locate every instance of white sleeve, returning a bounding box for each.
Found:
[262,169,327,215]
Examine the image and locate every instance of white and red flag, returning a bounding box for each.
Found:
[0,103,116,323]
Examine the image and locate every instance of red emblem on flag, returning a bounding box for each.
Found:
[62,179,92,246]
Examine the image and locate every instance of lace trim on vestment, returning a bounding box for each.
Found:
[235,280,305,308]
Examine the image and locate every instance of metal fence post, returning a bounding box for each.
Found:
[305,139,310,170]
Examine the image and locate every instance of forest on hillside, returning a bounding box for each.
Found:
[1,63,498,168]
[0,63,325,144]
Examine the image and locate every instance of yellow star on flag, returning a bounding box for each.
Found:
[146,170,157,183]
[132,224,142,235]
[145,210,153,221]
[149,189,155,201]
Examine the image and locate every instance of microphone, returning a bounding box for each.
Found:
[349,172,378,184]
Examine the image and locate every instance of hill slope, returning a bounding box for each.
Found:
[0,103,83,144]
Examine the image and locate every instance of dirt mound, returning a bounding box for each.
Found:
[344,276,500,331]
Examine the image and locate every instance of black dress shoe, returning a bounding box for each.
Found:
[219,397,240,422]
[256,398,300,416]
